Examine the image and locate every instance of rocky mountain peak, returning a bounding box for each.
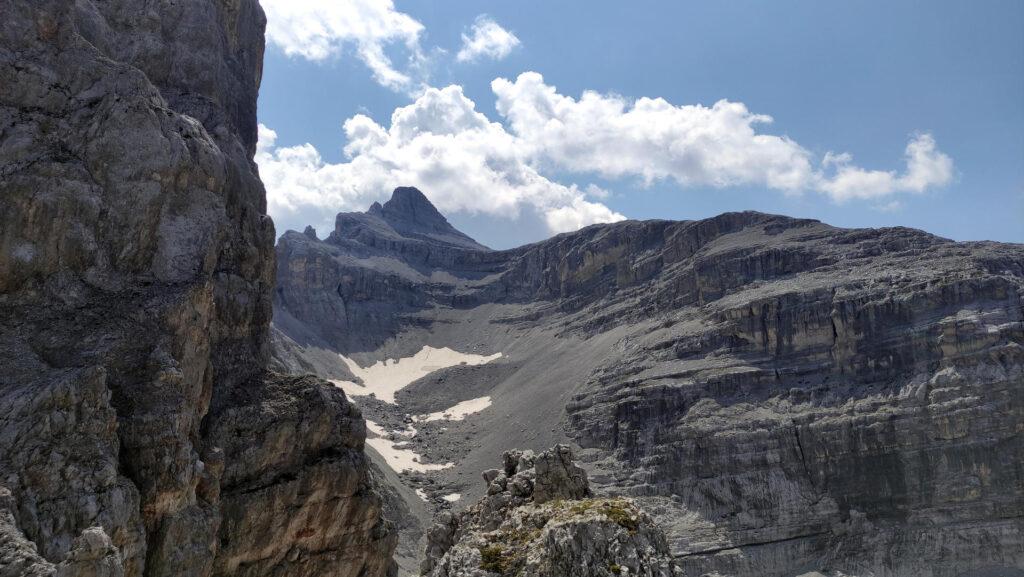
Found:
[372,187,444,226]
[362,187,487,250]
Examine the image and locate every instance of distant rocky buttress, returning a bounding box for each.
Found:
[0,1,394,576]
[274,187,1024,577]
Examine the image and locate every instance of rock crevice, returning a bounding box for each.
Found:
[0,2,395,575]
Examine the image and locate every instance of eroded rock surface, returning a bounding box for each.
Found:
[0,1,394,575]
[275,189,1024,576]
[205,374,396,577]
[423,446,676,577]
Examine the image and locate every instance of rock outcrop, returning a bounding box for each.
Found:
[203,374,396,577]
[422,446,677,577]
[274,188,1024,577]
[0,1,394,575]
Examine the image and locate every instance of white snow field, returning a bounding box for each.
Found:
[413,396,492,423]
[364,420,453,473]
[330,346,502,404]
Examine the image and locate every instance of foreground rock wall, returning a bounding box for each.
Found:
[0,1,394,575]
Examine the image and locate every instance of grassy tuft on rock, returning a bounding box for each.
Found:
[478,544,507,573]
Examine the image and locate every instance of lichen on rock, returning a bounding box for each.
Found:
[422,445,678,577]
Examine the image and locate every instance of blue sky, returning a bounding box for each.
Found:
[257,0,1023,249]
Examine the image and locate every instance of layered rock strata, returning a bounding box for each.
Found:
[0,1,394,575]
[275,188,1024,576]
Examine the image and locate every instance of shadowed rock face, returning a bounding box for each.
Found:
[0,1,394,575]
[275,188,1024,577]
[273,187,497,355]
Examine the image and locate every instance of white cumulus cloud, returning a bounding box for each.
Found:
[261,0,426,91]
[457,16,521,63]
[815,133,954,201]
[257,71,954,239]
[256,86,625,237]
[491,72,953,202]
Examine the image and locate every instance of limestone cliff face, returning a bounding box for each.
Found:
[0,1,394,575]
[557,217,1024,576]
[274,189,1024,577]
[204,375,396,577]
[273,187,493,356]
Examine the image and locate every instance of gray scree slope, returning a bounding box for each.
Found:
[0,1,395,576]
[274,187,1024,577]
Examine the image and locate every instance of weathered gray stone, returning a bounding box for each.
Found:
[205,374,397,577]
[276,190,1024,577]
[532,445,591,504]
[423,447,676,577]
[0,1,395,575]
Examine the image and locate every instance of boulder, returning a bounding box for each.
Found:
[532,445,591,504]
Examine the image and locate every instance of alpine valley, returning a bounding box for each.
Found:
[1,1,1022,577]
[271,186,1024,577]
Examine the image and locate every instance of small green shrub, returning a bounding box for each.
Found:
[505,527,542,545]
[478,544,507,573]
[564,499,639,533]
[601,503,639,533]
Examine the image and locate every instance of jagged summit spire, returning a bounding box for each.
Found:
[369,187,451,232]
[362,186,487,250]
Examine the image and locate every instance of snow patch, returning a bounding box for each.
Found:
[366,420,416,439]
[330,346,502,404]
[365,419,453,473]
[413,396,492,423]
